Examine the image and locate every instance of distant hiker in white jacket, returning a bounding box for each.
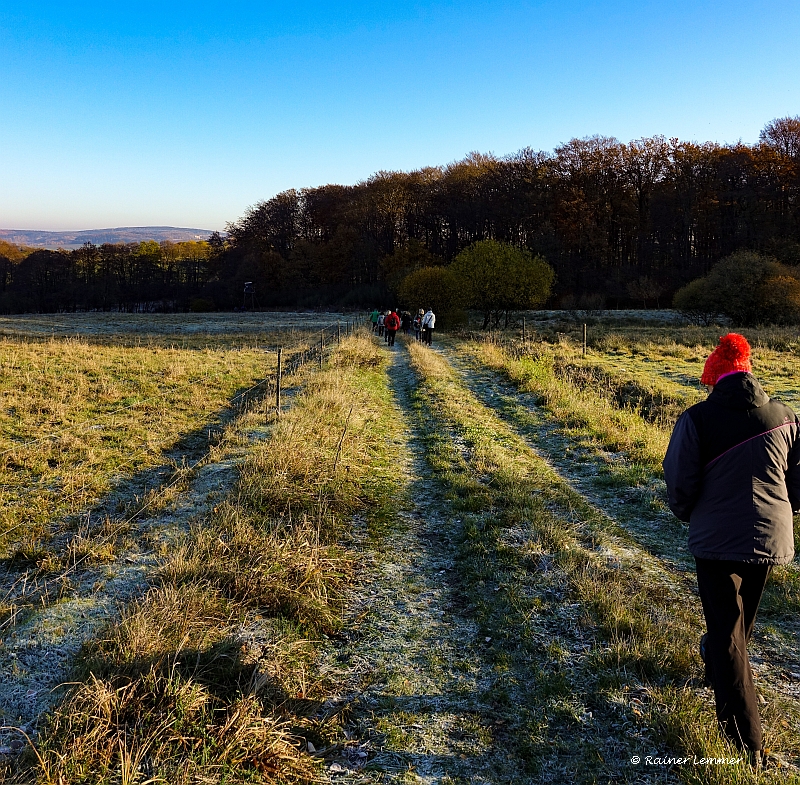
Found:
[421,309,435,345]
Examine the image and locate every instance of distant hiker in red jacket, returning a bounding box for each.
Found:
[384,310,400,346]
[663,333,800,768]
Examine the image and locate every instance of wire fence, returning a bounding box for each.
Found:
[0,318,366,550]
[1,318,365,455]
[0,317,368,626]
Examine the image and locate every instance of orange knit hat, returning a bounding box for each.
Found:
[700,333,752,386]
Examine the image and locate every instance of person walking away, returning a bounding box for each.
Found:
[413,309,423,341]
[384,309,400,346]
[376,311,385,337]
[401,310,412,335]
[422,308,436,345]
[663,333,800,768]
[370,308,379,333]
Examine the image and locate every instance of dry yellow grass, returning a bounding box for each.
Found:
[406,339,798,784]
[468,340,671,469]
[0,337,297,554]
[15,332,402,784]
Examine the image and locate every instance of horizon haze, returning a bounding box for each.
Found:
[0,226,216,250]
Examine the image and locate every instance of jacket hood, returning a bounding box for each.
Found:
[708,372,769,410]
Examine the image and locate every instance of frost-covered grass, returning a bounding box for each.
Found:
[7,332,402,784]
[0,311,357,347]
[407,340,799,783]
[505,321,800,413]
[460,337,800,622]
[0,336,296,558]
[4,319,798,782]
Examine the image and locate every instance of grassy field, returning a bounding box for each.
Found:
[0,313,355,556]
[17,332,399,783]
[0,312,357,347]
[0,339,275,555]
[454,329,800,621]
[0,314,366,781]
[1,313,798,783]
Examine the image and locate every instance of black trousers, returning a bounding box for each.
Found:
[386,329,397,346]
[695,558,771,752]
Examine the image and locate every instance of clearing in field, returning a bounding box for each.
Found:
[0,313,798,785]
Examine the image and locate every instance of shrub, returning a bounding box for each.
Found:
[759,275,800,324]
[397,266,466,326]
[672,278,721,325]
[673,250,800,326]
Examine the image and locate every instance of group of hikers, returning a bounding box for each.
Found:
[369,307,436,346]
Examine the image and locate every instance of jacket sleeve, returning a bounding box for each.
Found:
[787,420,800,514]
[663,411,703,522]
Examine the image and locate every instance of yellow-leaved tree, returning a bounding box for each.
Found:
[448,240,555,328]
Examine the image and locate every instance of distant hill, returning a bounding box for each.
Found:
[0,226,217,250]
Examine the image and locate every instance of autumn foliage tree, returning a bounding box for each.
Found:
[449,240,555,328]
[2,117,800,314]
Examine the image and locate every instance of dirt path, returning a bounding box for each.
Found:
[318,341,700,783]
[318,336,800,780]
[318,345,536,783]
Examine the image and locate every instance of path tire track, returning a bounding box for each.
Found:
[438,339,800,731]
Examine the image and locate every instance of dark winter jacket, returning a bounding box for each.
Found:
[663,372,800,565]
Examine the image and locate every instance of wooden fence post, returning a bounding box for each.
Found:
[276,347,282,416]
[583,323,587,355]
[522,316,526,344]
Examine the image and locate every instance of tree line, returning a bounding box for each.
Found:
[0,240,224,313]
[1,116,799,315]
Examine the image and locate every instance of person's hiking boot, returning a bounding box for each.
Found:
[746,749,762,772]
[699,633,712,687]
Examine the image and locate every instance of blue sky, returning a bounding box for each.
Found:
[1,1,799,231]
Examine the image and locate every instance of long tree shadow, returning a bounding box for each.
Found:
[0,373,288,729]
[3,371,279,572]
